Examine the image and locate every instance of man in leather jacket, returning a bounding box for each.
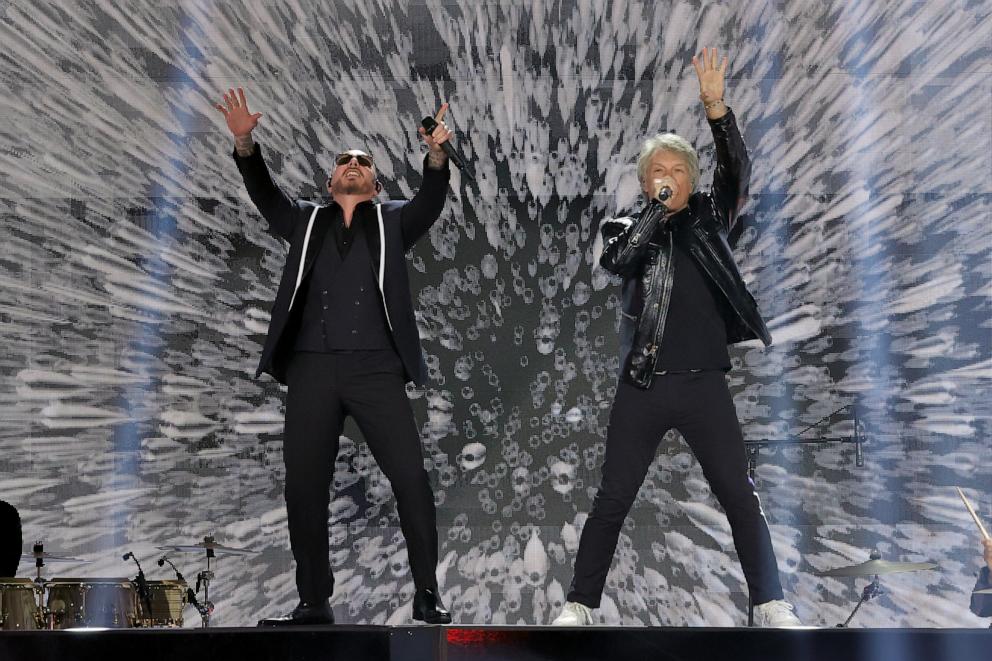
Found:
[554,49,800,627]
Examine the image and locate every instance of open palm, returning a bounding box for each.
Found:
[692,47,727,103]
[216,87,262,138]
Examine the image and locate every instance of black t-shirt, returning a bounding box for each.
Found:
[655,211,731,372]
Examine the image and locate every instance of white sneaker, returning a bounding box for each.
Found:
[752,599,802,627]
[551,601,594,626]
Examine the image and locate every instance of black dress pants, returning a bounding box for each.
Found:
[567,371,784,608]
[283,350,438,603]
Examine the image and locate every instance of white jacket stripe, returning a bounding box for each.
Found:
[376,203,393,331]
[287,206,320,312]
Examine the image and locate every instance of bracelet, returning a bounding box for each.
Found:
[704,98,725,110]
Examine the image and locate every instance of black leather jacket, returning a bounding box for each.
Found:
[600,109,771,389]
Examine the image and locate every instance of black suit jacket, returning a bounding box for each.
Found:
[234,144,450,385]
[973,567,992,618]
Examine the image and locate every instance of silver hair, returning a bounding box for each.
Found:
[636,133,699,191]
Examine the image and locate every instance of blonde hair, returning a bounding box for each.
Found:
[636,133,699,191]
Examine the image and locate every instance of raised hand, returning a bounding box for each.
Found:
[418,103,453,151]
[215,87,263,138]
[692,47,728,115]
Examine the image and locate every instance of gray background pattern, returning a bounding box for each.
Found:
[0,0,990,627]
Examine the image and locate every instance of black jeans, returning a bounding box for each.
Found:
[568,371,784,607]
[284,350,438,603]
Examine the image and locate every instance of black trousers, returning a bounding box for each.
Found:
[284,350,438,603]
[567,371,784,607]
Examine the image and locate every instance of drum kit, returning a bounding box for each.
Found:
[0,536,258,631]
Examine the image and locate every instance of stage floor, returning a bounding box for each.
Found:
[1,625,989,661]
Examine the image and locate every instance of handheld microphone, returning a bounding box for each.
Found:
[421,115,476,181]
[653,179,673,204]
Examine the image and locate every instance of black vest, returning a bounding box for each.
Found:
[293,216,392,352]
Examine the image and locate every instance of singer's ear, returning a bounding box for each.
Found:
[374,180,382,193]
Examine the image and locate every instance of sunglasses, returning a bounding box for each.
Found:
[335,152,374,168]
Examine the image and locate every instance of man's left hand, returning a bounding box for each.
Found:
[419,103,453,168]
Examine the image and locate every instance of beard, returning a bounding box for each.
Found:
[331,176,375,197]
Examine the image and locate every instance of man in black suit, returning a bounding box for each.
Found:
[217,88,453,624]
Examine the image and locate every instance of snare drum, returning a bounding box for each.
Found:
[0,578,41,630]
[47,578,137,629]
[134,580,187,627]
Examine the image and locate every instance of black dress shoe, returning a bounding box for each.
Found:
[257,600,335,626]
[412,587,451,624]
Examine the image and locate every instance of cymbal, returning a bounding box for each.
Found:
[20,552,86,562]
[816,559,937,577]
[156,540,259,556]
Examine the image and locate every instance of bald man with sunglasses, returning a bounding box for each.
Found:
[217,88,453,625]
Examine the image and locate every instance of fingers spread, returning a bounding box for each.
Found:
[692,54,703,79]
[238,87,248,110]
[720,55,728,76]
[215,103,229,116]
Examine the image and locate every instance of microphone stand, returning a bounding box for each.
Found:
[159,556,210,626]
[124,552,154,620]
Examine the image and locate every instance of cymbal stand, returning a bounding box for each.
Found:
[194,539,216,628]
[837,550,884,628]
[838,574,882,628]
[31,541,49,629]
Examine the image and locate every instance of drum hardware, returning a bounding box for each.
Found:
[156,535,260,628]
[816,549,937,627]
[156,536,260,557]
[158,556,207,626]
[122,551,154,619]
[21,541,89,629]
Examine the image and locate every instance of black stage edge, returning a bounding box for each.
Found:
[0,626,988,661]
[445,626,991,661]
[0,626,442,661]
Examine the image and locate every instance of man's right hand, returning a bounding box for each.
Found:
[216,87,262,138]
[983,537,992,569]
